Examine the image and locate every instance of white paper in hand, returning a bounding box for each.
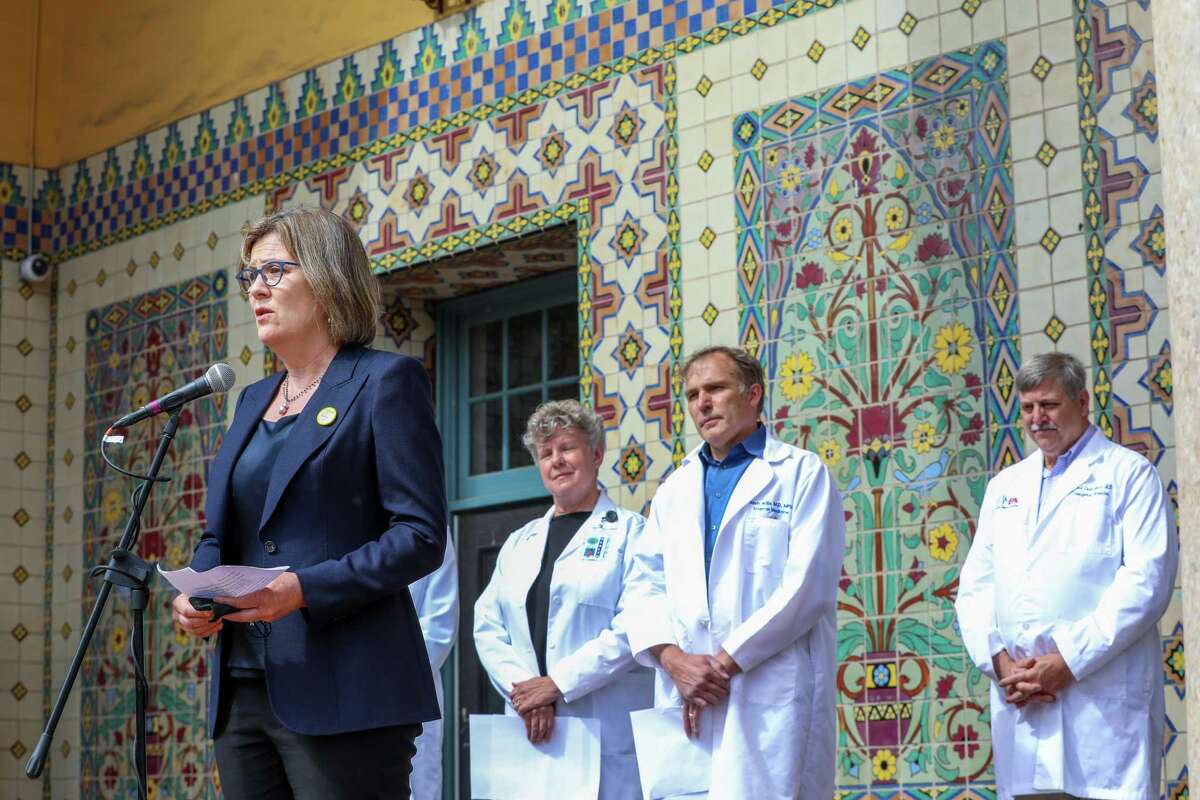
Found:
[468,714,601,800]
[156,564,289,598]
[630,707,712,799]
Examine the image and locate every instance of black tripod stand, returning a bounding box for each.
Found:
[26,409,183,800]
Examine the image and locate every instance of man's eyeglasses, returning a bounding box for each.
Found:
[235,260,299,292]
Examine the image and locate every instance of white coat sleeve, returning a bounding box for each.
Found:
[955,485,1006,681]
[622,495,678,669]
[548,515,649,703]
[416,536,460,672]
[473,537,536,703]
[722,458,846,672]
[1052,458,1178,680]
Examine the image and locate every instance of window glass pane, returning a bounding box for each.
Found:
[547,381,578,402]
[547,303,579,380]
[469,398,503,475]
[469,321,502,396]
[507,311,542,388]
[507,390,542,469]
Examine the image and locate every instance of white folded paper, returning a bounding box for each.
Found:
[468,714,601,800]
[156,564,289,598]
[630,707,713,799]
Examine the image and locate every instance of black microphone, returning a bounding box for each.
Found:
[111,363,236,428]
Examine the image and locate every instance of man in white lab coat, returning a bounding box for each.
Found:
[409,536,459,800]
[956,352,1177,800]
[625,346,845,799]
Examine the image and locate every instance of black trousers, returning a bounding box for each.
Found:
[214,677,421,800]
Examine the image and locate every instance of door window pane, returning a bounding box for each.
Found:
[469,398,503,474]
[547,381,578,402]
[507,311,542,388]
[468,321,502,396]
[547,303,579,380]
[507,390,542,469]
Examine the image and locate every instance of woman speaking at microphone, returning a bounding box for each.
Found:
[474,400,655,800]
[170,207,446,799]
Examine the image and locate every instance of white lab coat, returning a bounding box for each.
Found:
[956,429,1177,799]
[625,434,845,800]
[473,493,655,800]
[410,536,459,800]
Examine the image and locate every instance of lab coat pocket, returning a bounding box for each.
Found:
[743,518,790,574]
[743,638,803,705]
[572,556,621,610]
[1059,495,1116,557]
[1076,651,1127,699]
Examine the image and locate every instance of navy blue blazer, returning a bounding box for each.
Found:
[191,345,447,736]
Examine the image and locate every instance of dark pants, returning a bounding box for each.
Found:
[214,677,421,800]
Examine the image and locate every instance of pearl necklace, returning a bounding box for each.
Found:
[277,372,323,415]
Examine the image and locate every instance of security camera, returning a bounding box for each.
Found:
[19,253,50,283]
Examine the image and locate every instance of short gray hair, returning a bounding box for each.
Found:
[682,346,766,413]
[240,207,382,347]
[522,400,604,455]
[1015,352,1088,397]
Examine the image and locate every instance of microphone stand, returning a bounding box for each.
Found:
[26,408,183,800]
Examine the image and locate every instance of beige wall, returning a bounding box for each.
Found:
[0,3,38,165]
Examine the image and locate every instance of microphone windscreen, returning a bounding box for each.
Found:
[205,362,237,393]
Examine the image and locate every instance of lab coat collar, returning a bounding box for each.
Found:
[555,491,620,562]
[679,429,795,469]
[529,488,619,561]
[1024,426,1108,537]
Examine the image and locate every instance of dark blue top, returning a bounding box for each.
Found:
[698,425,766,577]
[226,413,299,676]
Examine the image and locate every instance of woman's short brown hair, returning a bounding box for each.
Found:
[240,207,381,346]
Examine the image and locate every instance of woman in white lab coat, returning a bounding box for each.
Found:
[473,400,654,800]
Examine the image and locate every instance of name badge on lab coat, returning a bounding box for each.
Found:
[582,536,608,561]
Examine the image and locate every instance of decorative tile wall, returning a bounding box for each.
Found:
[733,40,1015,789]
[78,273,229,800]
[0,0,1183,797]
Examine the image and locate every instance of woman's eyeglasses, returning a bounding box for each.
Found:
[235,260,299,292]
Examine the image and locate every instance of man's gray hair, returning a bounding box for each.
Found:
[1015,352,1088,397]
[522,399,605,455]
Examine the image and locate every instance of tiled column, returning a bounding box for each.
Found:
[0,254,53,800]
[1155,0,1200,780]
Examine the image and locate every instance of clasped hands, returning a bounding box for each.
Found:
[510,676,562,744]
[654,645,741,738]
[993,649,1074,707]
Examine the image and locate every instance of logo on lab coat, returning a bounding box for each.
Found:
[582,536,608,560]
[997,495,1020,509]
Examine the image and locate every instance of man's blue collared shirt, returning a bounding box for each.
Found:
[699,426,766,577]
[1037,424,1096,522]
